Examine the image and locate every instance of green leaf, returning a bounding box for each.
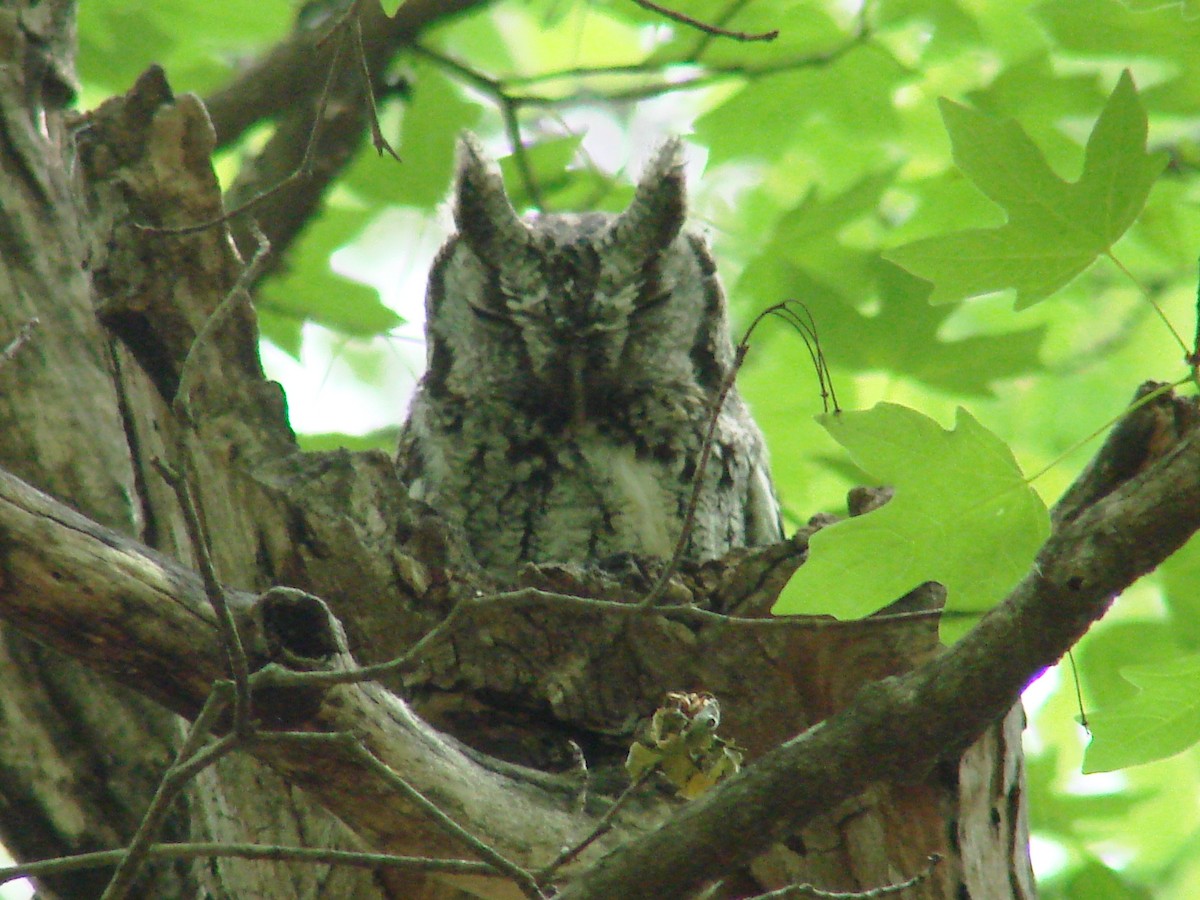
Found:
[1027,749,1154,840]
[257,207,402,340]
[1035,0,1200,115]
[1050,856,1153,900]
[1160,532,1200,651]
[1080,621,1188,710]
[297,428,400,452]
[965,55,1108,174]
[735,172,1045,399]
[886,70,1167,308]
[738,253,1047,397]
[78,0,293,95]
[497,135,583,211]
[762,171,897,304]
[772,404,1049,641]
[255,306,304,359]
[694,42,906,168]
[350,64,480,208]
[1083,654,1200,773]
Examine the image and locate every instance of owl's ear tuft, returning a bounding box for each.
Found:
[454,133,530,258]
[606,138,687,262]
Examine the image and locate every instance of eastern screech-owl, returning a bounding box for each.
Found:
[398,135,781,572]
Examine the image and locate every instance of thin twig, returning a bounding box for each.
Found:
[502,60,692,88]
[501,38,862,92]
[634,351,746,610]
[407,43,542,208]
[501,98,544,211]
[99,688,239,899]
[175,221,272,411]
[314,0,366,47]
[769,300,839,413]
[1067,649,1089,734]
[155,226,274,739]
[0,318,38,368]
[353,15,400,160]
[748,853,942,898]
[1191,254,1200,372]
[630,0,779,42]
[638,304,789,610]
[338,735,546,899]
[4,843,497,886]
[424,40,863,108]
[686,0,756,60]
[537,775,646,879]
[152,458,253,737]
[249,585,945,694]
[144,26,347,237]
[249,591,478,690]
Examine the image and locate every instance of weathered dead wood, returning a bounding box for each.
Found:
[0,465,635,878]
[3,382,1197,897]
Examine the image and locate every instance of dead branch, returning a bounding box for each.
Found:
[556,384,1200,898]
[630,0,779,42]
[1,386,1198,896]
[0,465,608,872]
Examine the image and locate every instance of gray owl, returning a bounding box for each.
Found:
[398,135,781,573]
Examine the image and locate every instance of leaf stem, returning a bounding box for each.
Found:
[1023,376,1189,485]
[1106,250,1189,356]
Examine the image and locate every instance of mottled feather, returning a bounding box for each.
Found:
[398,135,780,572]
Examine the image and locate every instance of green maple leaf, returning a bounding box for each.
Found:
[773,404,1049,643]
[886,70,1167,309]
[1083,653,1200,773]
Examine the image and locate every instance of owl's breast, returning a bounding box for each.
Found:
[574,436,678,558]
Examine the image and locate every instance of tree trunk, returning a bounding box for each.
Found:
[0,3,1061,897]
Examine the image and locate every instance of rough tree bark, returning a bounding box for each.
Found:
[1,3,1196,899]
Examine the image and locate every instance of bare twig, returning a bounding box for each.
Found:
[338,735,546,899]
[768,300,839,413]
[249,582,945,695]
[685,0,756,60]
[151,224,274,740]
[420,38,865,108]
[409,41,505,94]
[630,0,779,42]
[407,29,869,215]
[747,853,942,898]
[1067,649,1090,734]
[314,0,367,46]
[501,60,689,88]
[144,27,347,237]
[1190,254,1200,372]
[538,776,646,879]
[250,589,479,691]
[4,843,497,886]
[501,98,544,210]
[353,15,400,160]
[637,348,746,610]
[99,687,240,899]
[152,457,253,737]
[638,302,799,609]
[175,221,272,411]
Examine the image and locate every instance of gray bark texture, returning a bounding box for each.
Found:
[1,2,1198,899]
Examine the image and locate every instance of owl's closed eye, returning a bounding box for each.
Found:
[398,134,781,572]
